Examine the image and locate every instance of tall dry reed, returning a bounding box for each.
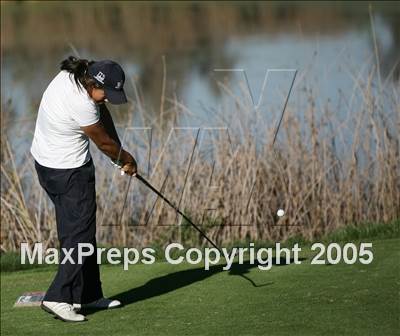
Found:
[1,65,399,252]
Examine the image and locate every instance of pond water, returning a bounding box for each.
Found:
[1,2,398,156]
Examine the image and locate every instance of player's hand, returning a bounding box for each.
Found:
[121,160,137,176]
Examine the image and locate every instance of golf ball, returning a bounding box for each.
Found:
[277,209,285,217]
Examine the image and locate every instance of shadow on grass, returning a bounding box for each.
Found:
[82,257,305,316]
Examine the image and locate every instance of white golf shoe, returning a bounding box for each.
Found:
[41,301,86,322]
[73,297,122,311]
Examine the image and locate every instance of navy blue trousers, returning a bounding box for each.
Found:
[35,159,103,304]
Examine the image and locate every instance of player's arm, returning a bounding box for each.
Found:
[98,103,121,146]
[81,121,137,175]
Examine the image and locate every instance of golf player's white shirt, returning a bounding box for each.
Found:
[31,70,100,169]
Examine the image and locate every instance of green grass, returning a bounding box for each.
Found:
[1,238,399,336]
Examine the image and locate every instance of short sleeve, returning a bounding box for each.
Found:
[69,98,100,127]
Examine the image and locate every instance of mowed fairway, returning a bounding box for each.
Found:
[1,239,399,336]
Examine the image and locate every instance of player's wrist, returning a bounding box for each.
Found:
[120,149,134,165]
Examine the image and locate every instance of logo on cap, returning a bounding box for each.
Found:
[94,71,105,84]
[115,81,123,89]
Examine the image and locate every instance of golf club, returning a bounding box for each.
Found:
[135,173,221,252]
[117,172,272,287]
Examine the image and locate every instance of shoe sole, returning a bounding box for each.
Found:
[40,303,87,322]
[80,303,123,310]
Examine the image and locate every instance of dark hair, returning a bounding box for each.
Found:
[60,56,100,91]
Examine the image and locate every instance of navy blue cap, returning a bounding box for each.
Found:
[88,60,127,104]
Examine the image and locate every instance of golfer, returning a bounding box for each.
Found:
[31,56,137,322]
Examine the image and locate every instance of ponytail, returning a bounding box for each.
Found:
[60,56,96,91]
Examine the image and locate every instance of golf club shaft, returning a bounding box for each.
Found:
[135,174,221,251]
